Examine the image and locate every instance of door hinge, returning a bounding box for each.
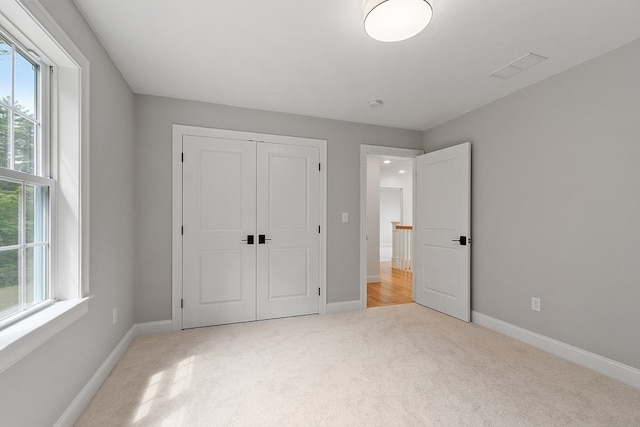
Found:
[318,225,321,233]
[319,163,321,171]
[181,299,183,309]
[318,287,321,296]
[181,153,184,162]
[181,226,184,235]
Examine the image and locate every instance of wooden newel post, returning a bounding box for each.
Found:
[391,221,400,269]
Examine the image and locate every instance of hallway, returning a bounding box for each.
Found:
[367,262,412,308]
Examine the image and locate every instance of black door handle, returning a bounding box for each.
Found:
[452,236,467,246]
[241,235,254,245]
[258,235,272,244]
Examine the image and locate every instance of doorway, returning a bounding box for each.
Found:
[359,145,423,310]
[360,142,472,321]
[367,155,415,307]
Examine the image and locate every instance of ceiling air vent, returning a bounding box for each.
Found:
[490,52,548,79]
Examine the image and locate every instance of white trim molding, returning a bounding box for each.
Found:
[53,325,135,427]
[326,300,362,314]
[133,320,173,336]
[53,320,174,427]
[472,311,640,389]
[0,298,89,373]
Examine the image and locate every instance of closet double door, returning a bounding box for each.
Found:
[182,135,320,328]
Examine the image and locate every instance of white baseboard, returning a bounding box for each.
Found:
[472,311,640,389]
[133,319,173,336]
[53,326,136,427]
[327,300,362,314]
[54,320,174,427]
[367,275,381,283]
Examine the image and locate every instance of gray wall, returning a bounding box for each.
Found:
[0,1,136,426]
[134,95,423,322]
[2,3,635,425]
[423,40,640,368]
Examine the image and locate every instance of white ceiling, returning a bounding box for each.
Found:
[371,155,413,181]
[73,0,640,131]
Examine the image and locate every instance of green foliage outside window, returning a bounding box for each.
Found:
[1,98,36,173]
[0,33,43,318]
[0,180,19,288]
[0,98,37,290]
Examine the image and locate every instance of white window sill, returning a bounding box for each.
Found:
[0,298,90,373]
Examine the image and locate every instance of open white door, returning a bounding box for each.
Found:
[415,142,471,322]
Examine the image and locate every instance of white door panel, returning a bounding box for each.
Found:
[268,248,309,298]
[415,142,471,322]
[423,159,457,230]
[183,137,320,327]
[182,136,256,328]
[199,250,244,303]
[257,143,320,319]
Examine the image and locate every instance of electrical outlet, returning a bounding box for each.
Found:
[531,297,541,312]
[113,307,118,324]
[342,212,348,223]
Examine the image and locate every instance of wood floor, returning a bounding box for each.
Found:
[367,261,413,308]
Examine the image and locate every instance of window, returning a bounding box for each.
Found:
[0,0,89,373]
[0,31,54,327]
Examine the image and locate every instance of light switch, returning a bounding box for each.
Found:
[342,212,348,223]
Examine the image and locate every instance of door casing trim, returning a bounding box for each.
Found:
[172,124,328,331]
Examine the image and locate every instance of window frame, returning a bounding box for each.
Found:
[0,30,48,175]
[0,28,56,328]
[0,0,90,374]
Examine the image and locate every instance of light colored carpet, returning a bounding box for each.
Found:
[76,303,640,426]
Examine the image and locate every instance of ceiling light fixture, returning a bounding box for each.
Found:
[383,160,391,164]
[363,0,433,42]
